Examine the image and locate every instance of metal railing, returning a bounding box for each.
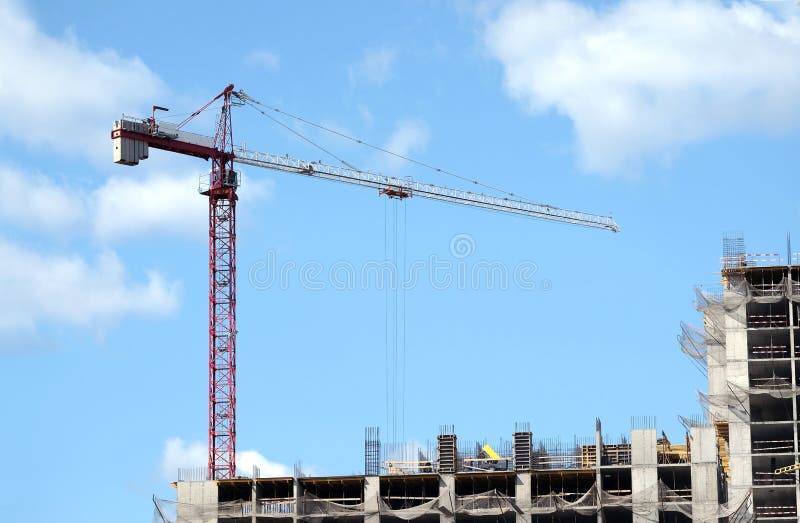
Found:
[755,505,797,517]
[753,471,796,485]
[749,345,790,358]
[747,314,788,328]
[751,440,794,454]
[721,253,782,270]
[257,498,296,515]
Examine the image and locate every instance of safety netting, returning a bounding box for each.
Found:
[653,481,753,522]
[152,497,252,523]
[684,281,800,425]
[153,482,753,522]
[677,287,738,371]
[300,492,366,519]
[728,380,800,400]
[714,276,800,307]
[697,390,752,422]
[456,489,518,516]
[689,278,800,332]
[693,288,730,344]
[529,482,599,516]
[678,321,716,364]
[377,494,451,520]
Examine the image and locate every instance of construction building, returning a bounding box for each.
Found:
[160,240,800,523]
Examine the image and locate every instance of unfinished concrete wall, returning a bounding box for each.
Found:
[594,422,604,523]
[293,477,303,523]
[706,339,728,421]
[515,473,531,523]
[176,480,218,523]
[364,476,380,523]
[690,426,719,522]
[439,474,455,523]
[631,429,657,523]
[724,297,753,502]
[251,479,257,523]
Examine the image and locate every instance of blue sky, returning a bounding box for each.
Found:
[2,0,800,521]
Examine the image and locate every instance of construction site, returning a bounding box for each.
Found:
[145,238,800,523]
[110,88,798,523]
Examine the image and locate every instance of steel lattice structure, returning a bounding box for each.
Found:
[205,87,238,479]
[207,195,237,478]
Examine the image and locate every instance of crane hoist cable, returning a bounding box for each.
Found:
[249,95,424,446]
[384,198,390,445]
[238,93,539,204]
[399,198,411,441]
[384,197,407,448]
[245,101,415,446]
[242,100,362,171]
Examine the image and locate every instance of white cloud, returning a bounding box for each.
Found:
[0,0,164,161]
[93,173,207,241]
[160,438,291,480]
[0,165,273,241]
[246,49,280,70]
[0,238,180,346]
[161,438,206,480]
[239,171,275,203]
[0,166,85,234]
[93,171,273,242]
[384,119,431,159]
[483,0,800,175]
[349,47,396,85]
[237,450,292,478]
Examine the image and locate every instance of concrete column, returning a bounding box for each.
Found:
[364,476,380,523]
[439,474,455,523]
[293,478,303,523]
[787,273,800,523]
[251,476,257,523]
[724,307,753,504]
[595,420,604,523]
[631,429,658,523]
[690,426,719,522]
[176,480,218,523]
[515,473,532,523]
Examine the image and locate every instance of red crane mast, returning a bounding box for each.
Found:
[114,85,239,479]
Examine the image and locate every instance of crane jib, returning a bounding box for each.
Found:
[232,151,619,232]
[112,116,618,233]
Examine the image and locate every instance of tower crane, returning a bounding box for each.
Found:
[110,84,619,481]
